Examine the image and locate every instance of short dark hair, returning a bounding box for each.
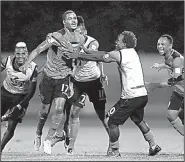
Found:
[161,34,173,45]
[62,10,75,20]
[120,31,137,48]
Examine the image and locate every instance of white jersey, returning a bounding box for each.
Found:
[118,48,147,99]
[3,56,37,94]
[74,36,100,82]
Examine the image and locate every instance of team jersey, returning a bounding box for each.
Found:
[164,49,184,96]
[1,56,37,94]
[74,35,101,82]
[118,48,147,99]
[43,28,85,79]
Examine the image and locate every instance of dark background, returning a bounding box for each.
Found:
[1,1,184,53]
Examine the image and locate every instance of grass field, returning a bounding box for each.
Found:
[1,53,184,161]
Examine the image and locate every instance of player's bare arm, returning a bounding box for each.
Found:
[151,63,170,71]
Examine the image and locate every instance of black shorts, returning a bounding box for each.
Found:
[39,72,71,104]
[107,95,148,125]
[1,86,28,123]
[69,78,106,108]
[168,91,184,110]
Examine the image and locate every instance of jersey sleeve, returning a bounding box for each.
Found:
[1,56,8,70]
[87,40,99,51]
[46,32,62,46]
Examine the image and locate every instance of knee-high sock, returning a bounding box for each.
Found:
[36,112,48,136]
[1,119,18,152]
[68,117,80,149]
[171,117,184,136]
[46,112,66,140]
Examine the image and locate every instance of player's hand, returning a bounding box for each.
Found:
[145,82,159,93]
[151,63,162,71]
[100,74,108,86]
[9,105,22,120]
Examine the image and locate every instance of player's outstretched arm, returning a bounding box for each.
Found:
[1,57,8,72]
[151,63,170,71]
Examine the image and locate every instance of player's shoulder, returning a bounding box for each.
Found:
[29,61,38,70]
[86,35,97,42]
[48,29,66,40]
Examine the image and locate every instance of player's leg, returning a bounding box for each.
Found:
[1,119,18,152]
[1,104,28,152]
[130,95,161,156]
[87,78,109,133]
[44,76,71,154]
[178,105,184,125]
[66,94,86,154]
[34,72,54,151]
[106,99,132,157]
[50,102,72,147]
[167,91,184,136]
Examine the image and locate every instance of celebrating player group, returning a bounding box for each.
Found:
[1,10,184,157]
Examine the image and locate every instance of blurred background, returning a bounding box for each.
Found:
[1,1,184,123]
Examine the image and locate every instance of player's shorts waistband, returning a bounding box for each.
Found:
[131,85,145,89]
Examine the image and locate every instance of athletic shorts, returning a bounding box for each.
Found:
[168,91,184,110]
[39,72,71,104]
[107,95,148,125]
[1,86,28,123]
[68,77,106,108]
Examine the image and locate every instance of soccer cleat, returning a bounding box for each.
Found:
[106,145,113,156]
[34,134,41,151]
[149,145,161,156]
[66,148,74,155]
[44,140,52,154]
[107,149,121,157]
[51,135,65,147]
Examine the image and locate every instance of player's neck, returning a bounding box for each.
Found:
[13,58,22,71]
[165,49,173,58]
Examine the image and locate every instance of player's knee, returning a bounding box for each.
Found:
[54,98,66,112]
[93,101,106,111]
[167,110,179,122]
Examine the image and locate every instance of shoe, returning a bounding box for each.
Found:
[51,135,65,147]
[106,145,113,156]
[34,134,41,151]
[107,149,121,157]
[64,136,70,150]
[149,145,161,156]
[66,148,74,155]
[44,140,52,154]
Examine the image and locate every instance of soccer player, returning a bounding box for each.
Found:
[51,16,109,154]
[65,31,162,157]
[151,34,184,136]
[1,42,38,152]
[20,10,85,154]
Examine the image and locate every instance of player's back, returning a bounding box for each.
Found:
[119,48,147,99]
[74,35,100,82]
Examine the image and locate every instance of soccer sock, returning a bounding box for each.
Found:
[143,130,156,148]
[171,117,184,136]
[36,112,48,136]
[46,113,66,140]
[68,117,80,149]
[1,120,18,152]
[110,141,119,150]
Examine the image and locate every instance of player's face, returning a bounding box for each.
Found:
[64,13,78,30]
[115,34,125,50]
[157,37,172,56]
[14,48,28,66]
